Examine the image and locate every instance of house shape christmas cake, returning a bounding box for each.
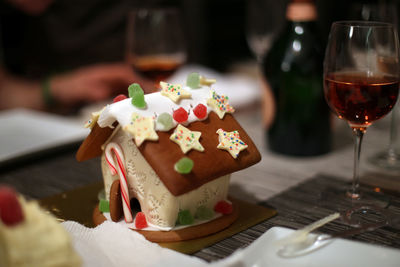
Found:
[76,73,261,240]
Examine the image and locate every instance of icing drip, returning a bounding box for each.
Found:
[97,85,232,133]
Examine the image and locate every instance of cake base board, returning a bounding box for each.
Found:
[93,200,240,243]
[39,182,277,254]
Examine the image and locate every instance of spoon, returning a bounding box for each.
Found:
[276,205,394,258]
[277,220,388,258]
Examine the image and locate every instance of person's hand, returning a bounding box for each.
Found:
[50,63,154,107]
[6,0,53,15]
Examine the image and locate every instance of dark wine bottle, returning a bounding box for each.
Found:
[261,0,331,156]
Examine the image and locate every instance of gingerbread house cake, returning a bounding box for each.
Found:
[76,73,261,241]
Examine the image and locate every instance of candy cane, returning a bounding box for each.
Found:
[105,142,133,223]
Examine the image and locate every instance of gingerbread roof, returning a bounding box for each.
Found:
[76,82,261,196]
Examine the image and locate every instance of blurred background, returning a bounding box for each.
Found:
[1,0,398,81]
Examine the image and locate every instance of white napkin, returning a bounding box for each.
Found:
[62,221,208,267]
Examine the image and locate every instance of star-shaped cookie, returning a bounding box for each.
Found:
[216,128,248,159]
[207,90,235,119]
[160,82,192,103]
[170,124,204,154]
[124,112,159,146]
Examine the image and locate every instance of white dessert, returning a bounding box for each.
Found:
[0,198,81,267]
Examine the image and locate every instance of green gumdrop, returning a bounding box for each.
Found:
[195,205,214,220]
[178,210,194,225]
[157,112,173,130]
[174,157,194,174]
[99,199,110,213]
[186,72,200,89]
[128,83,146,109]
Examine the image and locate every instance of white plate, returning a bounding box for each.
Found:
[0,109,89,165]
[217,226,400,267]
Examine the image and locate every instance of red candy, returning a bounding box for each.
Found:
[135,212,148,229]
[214,200,233,215]
[193,104,207,119]
[173,107,188,123]
[113,94,128,103]
[0,186,24,226]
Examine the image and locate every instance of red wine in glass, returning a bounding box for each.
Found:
[324,71,399,127]
[129,55,185,84]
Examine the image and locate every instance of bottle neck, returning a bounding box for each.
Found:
[286,1,317,22]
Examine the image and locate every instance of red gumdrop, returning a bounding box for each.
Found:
[113,94,128,103]
[0,186,24,226]
[173,107,188,123]
[193,104,207,119]
[135,212,148,229]
[214,200,233,215]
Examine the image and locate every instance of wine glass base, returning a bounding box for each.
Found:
[345,191,360,200]
[319,182,391,227]
[368,151,400,170]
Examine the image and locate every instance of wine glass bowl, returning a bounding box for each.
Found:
[323,21,400,200]
[245,0,286,61]
[126,8,187,86]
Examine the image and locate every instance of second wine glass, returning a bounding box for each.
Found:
[324,21,399,201]
[126,8,187,88]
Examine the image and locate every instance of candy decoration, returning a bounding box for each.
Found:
[177,210,194,225]
[156,112,174,131]
[200,75,216,86]
[214,200,233,215]
[135,212,148,229]
[0,186,24,226]
[113,94,128,103]
[207,90,234,119]
[174,157,194,174]
[84,108,104,129]
[105,143,133,223]
[124,112,159,146]
[195,205,214,220]
[173,107,189,124]
[160,81,191,103]
[193,103,208,120]
[170,124,204,154]
[99,199,110,213]
[216,129,248,159]
[97,189,110,212]
[186,72,201,89]
[128,83,146,109]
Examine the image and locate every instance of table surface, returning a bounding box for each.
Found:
[1,99,400,261]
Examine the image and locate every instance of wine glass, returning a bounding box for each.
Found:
[349,2,400,170]
[126,7,187,88]
[245,0,285,62]
[324,21,400,201]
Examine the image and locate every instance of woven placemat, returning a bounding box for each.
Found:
[194,174,400,262]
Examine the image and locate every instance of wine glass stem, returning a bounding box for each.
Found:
[349,128,365,199]
[388,105,398,158]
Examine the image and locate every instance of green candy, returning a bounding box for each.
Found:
[99,199,110,213]
[195,205,214,220]
[157,112,174,131]
[128,83,146,109]
[177,210,194,225]
[174,157,194,174]
[186,72,201,89]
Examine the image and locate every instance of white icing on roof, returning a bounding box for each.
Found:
[97,85,219,132]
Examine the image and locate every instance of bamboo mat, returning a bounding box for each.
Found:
[194,174,400,262]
